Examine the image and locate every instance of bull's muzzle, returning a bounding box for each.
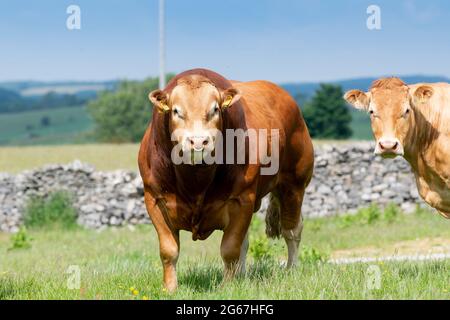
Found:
[187,135,210,152]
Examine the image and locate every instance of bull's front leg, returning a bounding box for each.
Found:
[220,199,253,282]
[158,228,180,293]
[144,191,180,293]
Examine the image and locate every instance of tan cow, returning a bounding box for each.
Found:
[344,77,450,219]
[139,69,314,292]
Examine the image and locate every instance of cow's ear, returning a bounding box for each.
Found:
[221,87,241,109]
[344,90,370,111]
[413,86,434,105]
[149,89,170,113]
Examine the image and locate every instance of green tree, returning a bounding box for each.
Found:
[40,116,51,127]
[302,84,352,139]
[87,76,172,142]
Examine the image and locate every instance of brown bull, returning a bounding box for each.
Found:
[345,77,450,219]
[138,69,314,292]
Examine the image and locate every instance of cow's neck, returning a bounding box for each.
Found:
[174,164,218,200]
[403,107,434,171]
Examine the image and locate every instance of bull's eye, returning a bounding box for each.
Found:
[208,103,220,120]
[172,108,184,119]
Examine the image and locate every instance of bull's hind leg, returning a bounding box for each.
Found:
[265,187,305,268]
[236,231,249,275]
[279,186,305,268]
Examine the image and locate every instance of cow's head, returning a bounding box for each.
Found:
[344,77,433,158]
[149,75,241,164]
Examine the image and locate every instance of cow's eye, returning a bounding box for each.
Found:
[172,108,183,119]
[404,109,410,116]
[369,110,374,115]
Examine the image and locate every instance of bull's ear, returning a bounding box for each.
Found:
[221,87,241,109]
[413,85,434,105]
[344,90,370,111]
[148,89,170,113]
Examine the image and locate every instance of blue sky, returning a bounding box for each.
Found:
[1,0,449,83]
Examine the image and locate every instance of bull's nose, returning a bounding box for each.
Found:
[188,136,210,151]
[379,140,399,151]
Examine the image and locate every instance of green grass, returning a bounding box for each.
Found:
[0,143,140,173]
[0,106,93,146]
[1,211,449,300]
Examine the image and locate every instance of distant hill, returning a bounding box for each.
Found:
[0,80,118,97]
[0,81,119,114]
[0,88,24,112]
[281,75,450,100]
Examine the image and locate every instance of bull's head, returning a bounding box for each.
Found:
[149,75,241,165]
[344,78,433,158]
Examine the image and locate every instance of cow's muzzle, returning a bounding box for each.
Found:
[374,138,404,158]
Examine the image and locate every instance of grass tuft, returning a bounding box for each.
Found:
[8,227,33,251]
[24,191,78,230]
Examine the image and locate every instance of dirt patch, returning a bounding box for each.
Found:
[332,237,450,259]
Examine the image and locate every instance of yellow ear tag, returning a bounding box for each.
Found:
[159,101,170,113]
[222,96,233,108]
[161,103,170,112]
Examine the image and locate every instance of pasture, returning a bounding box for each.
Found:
[1,209,449,300]
[0,143,449,300]
[0,144,140,173]
[0,106,93,146]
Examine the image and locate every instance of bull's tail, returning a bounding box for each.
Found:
[265,192,281,239]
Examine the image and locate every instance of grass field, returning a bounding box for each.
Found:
[0,144,140,173]
[0,106,93,146]
[1,211,449,300]
[0,141,367,174]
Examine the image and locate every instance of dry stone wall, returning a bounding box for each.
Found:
[0,143,425,233]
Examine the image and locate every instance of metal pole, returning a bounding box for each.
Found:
[159,0,166,89]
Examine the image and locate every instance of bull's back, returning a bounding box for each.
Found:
[233,80,307,135]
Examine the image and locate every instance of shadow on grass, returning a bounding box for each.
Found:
[179,264,223,292]
[397,261,448,278]
[179,259,281,292]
